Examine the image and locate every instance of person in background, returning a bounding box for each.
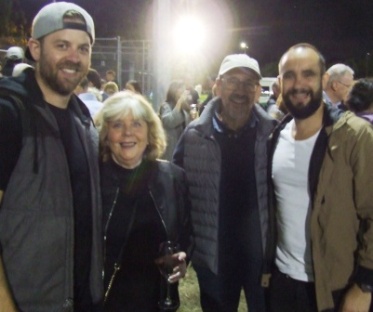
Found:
[0,2,103,311]
[268,93,288,121]
[159,80,196,161]
[105,69,119,87]
[346,78,373,124]
[95,91,193,311]
[268,43,373,312]
[199,75,217,116]
[125,79,142,94]
[184,74,200,105]
[174,54,277,312]
[103,81,119,97]
[2,46,25,77]
[87,67,104,101]
[323,63,354,110]
[75,76,103,118]
[265,80,280,112]
[11,63,33,77]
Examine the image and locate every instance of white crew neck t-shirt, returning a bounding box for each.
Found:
[272,119,320,282]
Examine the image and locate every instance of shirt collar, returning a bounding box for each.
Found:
[212,105,258,135]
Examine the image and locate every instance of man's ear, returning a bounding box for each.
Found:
[322,73,329,90]
[215,77,223,97]
[28,39,41,62]
[277,75,282,94]
[254,83,261,102]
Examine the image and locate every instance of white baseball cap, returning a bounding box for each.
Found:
[218,54,261,79]
[6,46,24,60]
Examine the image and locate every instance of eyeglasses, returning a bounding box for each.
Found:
[337,81,352,89]
[222,77,258,92]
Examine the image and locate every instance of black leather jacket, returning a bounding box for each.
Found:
[101,159,193,261]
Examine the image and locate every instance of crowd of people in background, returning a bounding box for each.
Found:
[1,2,373,312]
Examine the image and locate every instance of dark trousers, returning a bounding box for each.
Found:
[268,268,371,312]
[194,262,266,312]
[269,268,318,312]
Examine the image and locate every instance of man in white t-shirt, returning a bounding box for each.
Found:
[267,43,373,312]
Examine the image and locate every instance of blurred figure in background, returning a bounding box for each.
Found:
[268,93,288,121]
[2,46,25,77]
[75,77,103,118]
[11,63,33,77]
[105,69,119,88]
[103,81,119,97]
[323,63,354,110]
[159,80,197,161]
[96,91,192,311]
[199,75,217,116]
[125,79,142,94]
[266,80,280,111]
[184,74,200,105]
[346,78,373,124]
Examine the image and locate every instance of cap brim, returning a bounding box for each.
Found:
[25,47,35,62]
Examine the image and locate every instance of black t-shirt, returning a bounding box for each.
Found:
[0,98,22,190]
[49,104,93,311]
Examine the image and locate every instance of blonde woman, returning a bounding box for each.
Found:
[96,91,193,311]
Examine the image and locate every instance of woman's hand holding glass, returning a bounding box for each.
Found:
[155,249,187,284]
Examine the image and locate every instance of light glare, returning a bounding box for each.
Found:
[173,15,207,55]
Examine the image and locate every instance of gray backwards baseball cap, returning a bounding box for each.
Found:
[26,2,95,60]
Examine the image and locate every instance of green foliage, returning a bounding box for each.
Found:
[179,265,247,311]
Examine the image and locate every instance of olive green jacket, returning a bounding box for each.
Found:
[268,107,373,311]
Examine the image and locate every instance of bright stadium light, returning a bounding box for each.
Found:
[172,15,207,55]
[240,41,249,54]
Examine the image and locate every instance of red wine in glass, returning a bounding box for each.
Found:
[156,241,180,310]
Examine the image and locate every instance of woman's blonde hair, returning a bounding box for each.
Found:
[95,91,166,162]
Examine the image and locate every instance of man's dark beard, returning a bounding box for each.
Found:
[283,87,323,119]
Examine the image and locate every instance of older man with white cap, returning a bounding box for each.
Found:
[174,54,276,311]
[0,2,103,311]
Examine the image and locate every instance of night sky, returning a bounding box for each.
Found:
[18,0,373,76]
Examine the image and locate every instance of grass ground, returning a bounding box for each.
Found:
[178,265,247,312]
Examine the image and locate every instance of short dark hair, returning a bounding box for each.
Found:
[125,80,142,94]
[346,78,373,113]
[279,43,326,75]
[87,68,102,89]
[79,76,89,89]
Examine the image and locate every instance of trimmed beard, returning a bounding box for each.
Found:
[283,84,323,119]
[38,46,87,96]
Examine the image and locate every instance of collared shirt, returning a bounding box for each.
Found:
[323,91,341,107]
[212,107,259,137]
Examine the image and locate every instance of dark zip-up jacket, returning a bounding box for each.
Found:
[0,70,103,311]
[173,97,277,275]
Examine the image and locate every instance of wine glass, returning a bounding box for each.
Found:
[155,241,180,311]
